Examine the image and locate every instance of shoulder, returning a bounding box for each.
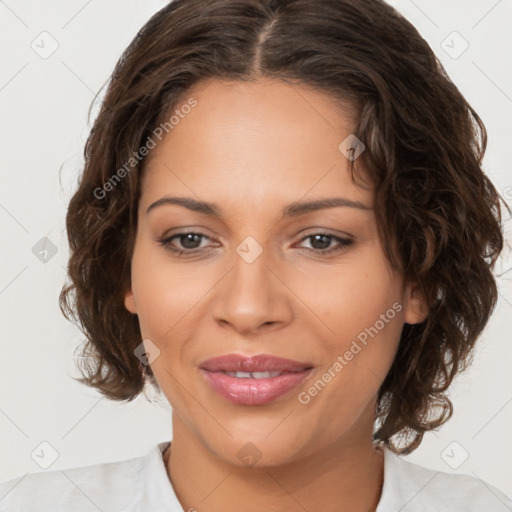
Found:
[378,448,512,512]
[0,444,163,512]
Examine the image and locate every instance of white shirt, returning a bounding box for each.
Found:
[1,440,511,511]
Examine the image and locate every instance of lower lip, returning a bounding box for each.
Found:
[200,369,314,405]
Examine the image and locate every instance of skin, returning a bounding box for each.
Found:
[124,77,427,512]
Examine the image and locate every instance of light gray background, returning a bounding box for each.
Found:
[1,0,511,499]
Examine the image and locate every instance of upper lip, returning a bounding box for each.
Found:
[199,354,314,373]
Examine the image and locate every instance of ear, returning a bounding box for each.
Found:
[124,284,137,315]
[403,281,428,325]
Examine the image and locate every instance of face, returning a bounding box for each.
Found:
[124,78,426,467]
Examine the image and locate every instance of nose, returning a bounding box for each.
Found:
[212,243,293,336]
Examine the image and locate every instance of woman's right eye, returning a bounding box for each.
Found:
[158,232,212,256]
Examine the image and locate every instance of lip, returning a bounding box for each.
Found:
[199,354,315,406]
[199,354,313,373]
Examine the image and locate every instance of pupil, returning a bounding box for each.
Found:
[182,234,200,249]
[311,234,330,250]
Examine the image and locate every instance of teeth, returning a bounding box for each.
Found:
[224,371,283,379]
[234,371,252,378]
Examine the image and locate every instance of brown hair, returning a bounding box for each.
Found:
[59,0,507,454]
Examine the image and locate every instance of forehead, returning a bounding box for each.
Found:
[140,78,370,212]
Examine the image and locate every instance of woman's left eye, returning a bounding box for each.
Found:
[158,231,353,256]
[295,233,353,253]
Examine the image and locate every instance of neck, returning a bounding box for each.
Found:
[165,415,384,512]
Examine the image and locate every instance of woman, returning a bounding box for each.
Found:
[1,0,511,510]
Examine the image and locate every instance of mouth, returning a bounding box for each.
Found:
[199,353,313,373]
[216,370,292,378]
[199,354,315,405]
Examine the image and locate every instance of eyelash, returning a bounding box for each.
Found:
[158,231,353,257]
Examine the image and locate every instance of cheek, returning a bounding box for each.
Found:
[130,244,217,350]
[302,248,404,386]
[302,249,402,337]
[302,307,402,428]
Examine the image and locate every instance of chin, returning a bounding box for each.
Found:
[201,432,314,470]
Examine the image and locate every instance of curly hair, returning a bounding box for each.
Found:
[59,0,507,454]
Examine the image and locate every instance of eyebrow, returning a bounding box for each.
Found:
[146,196,372,217]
